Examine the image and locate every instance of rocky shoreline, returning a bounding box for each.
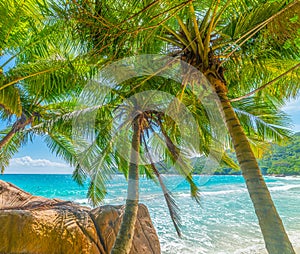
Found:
[0,180,160,254]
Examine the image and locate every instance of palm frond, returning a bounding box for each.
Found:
[232,97,292,146]
[0,86,22,116]
[143,135,182,237]
[0,129,30,173]
[157,120,201,203]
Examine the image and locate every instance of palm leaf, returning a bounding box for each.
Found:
[143,135,182,237]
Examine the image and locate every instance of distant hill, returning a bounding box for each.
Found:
[259,132,300,175]
[190,132,300,175]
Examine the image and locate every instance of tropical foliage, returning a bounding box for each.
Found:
[1,0,300,253]
[0,0,93,171]
[52,1,300,253]
[261,132,300,175]
[191,132,300,175]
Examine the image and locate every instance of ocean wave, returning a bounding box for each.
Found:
[266,176,300,181]
[202,189,246,196]
[231,245,267,254]
[73,198,89,205]
[269,184,300,191]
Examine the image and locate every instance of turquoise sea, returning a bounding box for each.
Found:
[1,174,300,254]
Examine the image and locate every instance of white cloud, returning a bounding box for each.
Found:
[10,156,68,168]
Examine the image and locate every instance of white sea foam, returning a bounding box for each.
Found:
[269,184,300,191]
[73,198,89,205]
[267,176,300,181]
[202,189,246,196]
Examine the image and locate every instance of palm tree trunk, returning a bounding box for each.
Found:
[111,116,141,254]
[212,77,295,254]
[0,129,17,149]
[0,116,32,149]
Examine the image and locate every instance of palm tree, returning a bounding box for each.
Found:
[0,0,94,168]
[65,60,292,254]
[66,1,300,253]
[70,80,205,253]
[155,1,300,253]
[110,102,143,253]
[0,7,207,252]
[1,1,298,253]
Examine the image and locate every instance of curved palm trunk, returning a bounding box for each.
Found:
[0,128,17,149]
[0,116,32,149]
[212,78,295,254]
[111,116,141,254]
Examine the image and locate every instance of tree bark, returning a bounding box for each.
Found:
[0,116,32,149]
[111,116,141,254]
[213,77,295,254]
[0,129,17,149]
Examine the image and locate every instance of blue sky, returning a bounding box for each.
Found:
[4,97,300,174]
[282,98,300,131]
[4,133,72,174]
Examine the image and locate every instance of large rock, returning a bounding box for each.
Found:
[0,180,160,254]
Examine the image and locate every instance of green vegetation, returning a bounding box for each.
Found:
[1,1,300,253]
[190,132,300,175]
[260,132,300,175]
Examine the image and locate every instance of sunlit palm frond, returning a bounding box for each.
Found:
[143,135,182,236]
[0,86,22,116]
[233,98,292,146]
[0,128,31,173]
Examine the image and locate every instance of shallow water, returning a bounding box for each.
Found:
[1,174,299,254]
